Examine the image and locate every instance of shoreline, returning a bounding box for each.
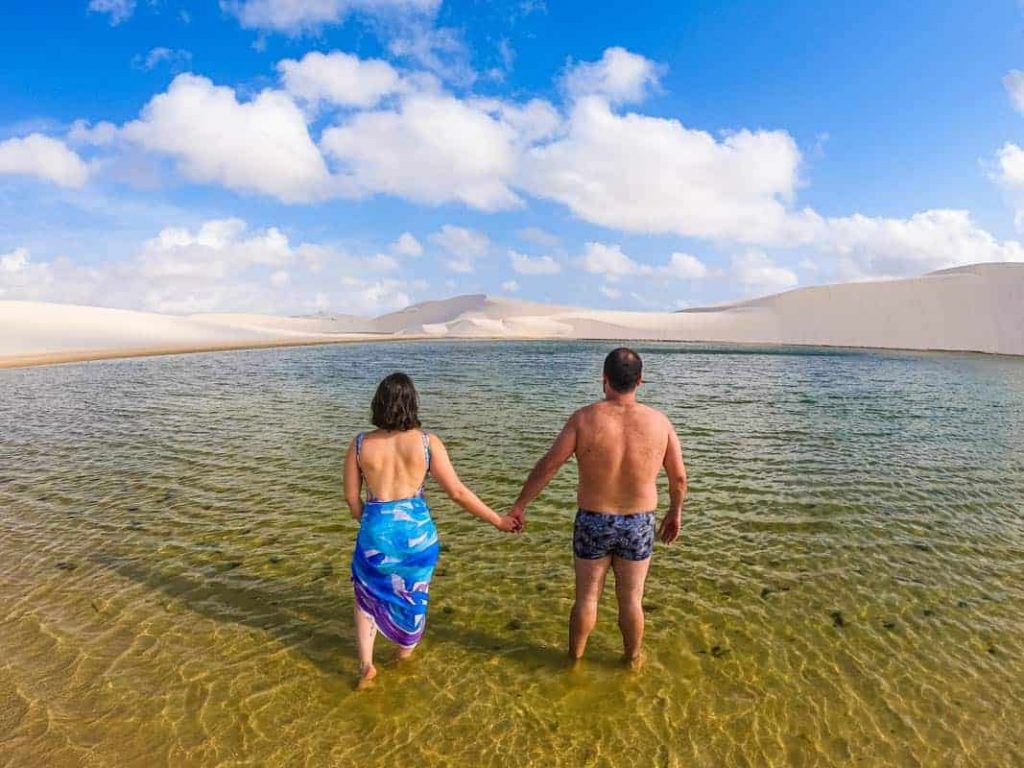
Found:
[3,263,1022,369]
[2,333,1020,372]
[0,335,384,370]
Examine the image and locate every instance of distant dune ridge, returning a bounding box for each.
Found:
[2,262,1022,368]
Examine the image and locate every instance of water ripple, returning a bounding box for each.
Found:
[1,341,1023,766]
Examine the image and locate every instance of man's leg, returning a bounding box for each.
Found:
[611,556,651,664]
[570,556,612,661]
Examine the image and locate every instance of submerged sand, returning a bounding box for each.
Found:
[2,262,1022,368]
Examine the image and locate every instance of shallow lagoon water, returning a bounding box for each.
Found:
[1,340,1023,767]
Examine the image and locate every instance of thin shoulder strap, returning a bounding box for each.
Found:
[417,431,431,495]
[355,432,365,469]
[355,432,378,501]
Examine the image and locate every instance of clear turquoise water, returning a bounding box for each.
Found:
[1,341,1023,766]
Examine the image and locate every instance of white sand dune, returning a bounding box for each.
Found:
[188,312,377,335]
[0,302,374,368]
[381,263,1024,355]
[2,263,1022,368]
[372,294,579,334]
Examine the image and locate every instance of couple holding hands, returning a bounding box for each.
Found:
[344,348,687,685]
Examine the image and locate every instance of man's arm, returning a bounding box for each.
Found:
[657,423,687,544]
[509,413,579,527]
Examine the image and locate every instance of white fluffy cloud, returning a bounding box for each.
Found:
[121,74,333,203]
[521,97,805,243]
[509,249,561,275]
[0,245,116,305]
[1004,70,1024,115]
[324,277,412,315]
[135,218,293,282]
[0,219,416,314]
[88,0,135,25]
[661,252,709,280]
[994,144,1024,229]
[37,46,1023,300]
[501,279,519,293]
[429,225,489,272]
[577,242,711,285]
[133,47,193,72]
[816,209,1024,279]
[423,224,487,272]
[731,251,798,293]
[0,134,90,188]
[391,232,423,257]
[387,22,475,85]
[578,242,648,279]
[225,0,439,34]
[60,47,810,243]
[561,47,662,105]
[470,97,561,144]
[518,227,561,248]
[430,225,489,257]
[992,72,1024,229]
[996,142,1024,186]
[278,51,404,108]
[321,92,524,210]
[67,120,119,146]
[0,248,29,274]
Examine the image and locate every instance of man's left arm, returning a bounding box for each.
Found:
[510,414,578,528]
[658,423,687,544]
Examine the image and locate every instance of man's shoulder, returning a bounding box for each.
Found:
[635,401,669,419]
[570,402,602,422]
[635,403,674,431]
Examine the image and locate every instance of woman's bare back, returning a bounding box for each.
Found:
[357,429,429,502]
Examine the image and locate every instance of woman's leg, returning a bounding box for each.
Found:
[396,644,416,660]
[353,604,378,683]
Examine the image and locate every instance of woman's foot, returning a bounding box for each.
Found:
[355,663,378,690]
[395,646,416,663]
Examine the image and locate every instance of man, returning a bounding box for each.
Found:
[510,347,687,665]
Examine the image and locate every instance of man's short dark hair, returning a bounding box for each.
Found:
[603,347,642,393]
[371,372,422,431]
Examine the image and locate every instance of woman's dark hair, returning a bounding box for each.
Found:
[603,347,643,392]
[371,372,421,431]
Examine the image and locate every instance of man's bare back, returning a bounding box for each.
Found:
[509,348,687,665]
[574,399,676,514]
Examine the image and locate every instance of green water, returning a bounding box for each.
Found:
[2,341,1024,767]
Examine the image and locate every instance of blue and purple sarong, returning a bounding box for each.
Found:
[351,432,440,648]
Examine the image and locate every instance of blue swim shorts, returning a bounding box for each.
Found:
[573,509,655,561]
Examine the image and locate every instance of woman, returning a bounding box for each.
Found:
[344,372,518,685]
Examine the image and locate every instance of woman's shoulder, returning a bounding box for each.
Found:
[352,429,382,447]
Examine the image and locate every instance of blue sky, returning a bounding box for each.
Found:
[2,0,1024,315]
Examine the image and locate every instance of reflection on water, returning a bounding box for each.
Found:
[1,341,1023,767]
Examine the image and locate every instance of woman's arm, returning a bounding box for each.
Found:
[343,437,364,521]
[428,434,517,531]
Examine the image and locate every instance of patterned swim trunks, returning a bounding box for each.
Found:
[573,509,655,561]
